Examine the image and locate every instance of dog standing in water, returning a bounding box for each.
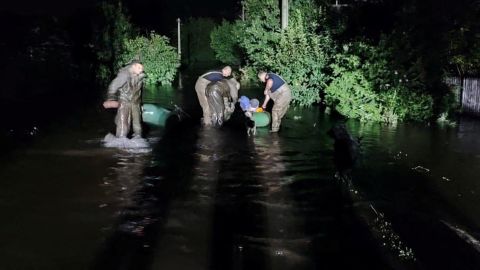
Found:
[244,110,256,136]
[327,123,360,178]
[239,96,258,136]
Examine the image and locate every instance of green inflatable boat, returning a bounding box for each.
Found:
[252,111,271,127]
[142,103,270,128]
[142,103,171,127]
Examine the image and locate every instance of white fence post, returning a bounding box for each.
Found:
[281,0,288,30]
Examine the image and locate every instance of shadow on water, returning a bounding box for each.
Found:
[208,128,269,270]
[89,72,392,269]
[91,120,195,269]
[3,67,480,270]
[91,115,390,270]
[91,97,202,269]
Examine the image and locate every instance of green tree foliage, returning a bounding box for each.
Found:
[446,26,480,77]
[119,33,180,85]
[326,43,433,123]
[210,20,243,66]
[210,0,333,106]
[93,1,135,84]
[210,0,437,122]
[251,10,333,106]
[325,52,383,122]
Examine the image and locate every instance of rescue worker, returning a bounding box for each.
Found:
[205,78,239,126]
[103,61,146,138]
[258,71,292,132]
[195,66,232,125]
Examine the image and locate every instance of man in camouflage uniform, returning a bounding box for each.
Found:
[195,66,234,126]
[103,62,146,138]
[205,77,240,126]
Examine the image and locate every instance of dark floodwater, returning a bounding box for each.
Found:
[1,72,480,270]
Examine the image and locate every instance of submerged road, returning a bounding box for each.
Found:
[91,115,389,270]
[1,75,480,269]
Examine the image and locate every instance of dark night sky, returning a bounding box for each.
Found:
[0,0,98,14]
[0,0,241,36]
[0,0,240,18]
[125,0,241,33]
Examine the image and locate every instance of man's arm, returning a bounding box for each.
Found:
[106,73,128,100]
[262,78,273,108]
[262,94,271,109]
[103,73,128,109]
[263,78,273,95]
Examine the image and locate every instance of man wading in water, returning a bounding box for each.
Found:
[195,66,232,126]
[103,61,146,138]
[258,71,292,133]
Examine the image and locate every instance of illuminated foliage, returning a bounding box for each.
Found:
[210,0,438,121]
[326,43,433,123]
[210,20,243,66]
[119,33,180,85]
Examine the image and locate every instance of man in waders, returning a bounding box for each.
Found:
[258,71,292,132]
[103,61,146,138]
[195,66,232,126]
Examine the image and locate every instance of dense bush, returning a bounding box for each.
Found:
[94,2,135,84]
[238,65,258,84]
[209,0,437,122]
[361,40,434,122]
[233,0,333,106]
[261,11,333,106]
[119,33,180,85]
[210,20,242,65]
[325,43,433,123]
[325,53,384,121]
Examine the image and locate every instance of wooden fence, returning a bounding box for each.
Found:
[445,77,480,115]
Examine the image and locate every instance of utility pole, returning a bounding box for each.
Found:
[241,1,245,21]
[177,18,181,59]
[281,0,288,30]
[332,0,348,9]
[177,18,183,89]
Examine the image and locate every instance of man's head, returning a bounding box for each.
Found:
[257,71,267,82]
[129,63,144,75]
[222,66,232,77]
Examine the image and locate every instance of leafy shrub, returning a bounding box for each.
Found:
[210,20,243,65]
[119,32,180,85]
[360,40,434,122]
[325,43,434,123]
[93,2,135,84]
[234,0,333,106]
[325,53,384,121]
[238,65,258,84]
[436,87,460,118]
[209,0,436,122]
[380,89,433,123]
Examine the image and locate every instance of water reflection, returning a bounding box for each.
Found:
[150,127,224,270]
[346,117,480,269]
[92,146,158,270]
[102,152,151,218]
[455,117,480,154]
[252,134,314,269]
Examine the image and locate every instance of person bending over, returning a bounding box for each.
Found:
[195,66,233,126]
[258,71,291,132]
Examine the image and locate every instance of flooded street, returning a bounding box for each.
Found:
[1,72,480,270]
